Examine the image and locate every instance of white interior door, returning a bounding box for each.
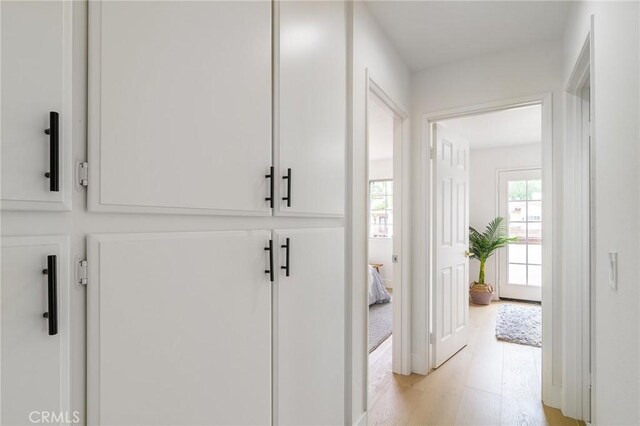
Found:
[277,1,346,217]
[433,123,470,368]
[87,231,272,425]
[1,236,70,426]
[1,1,72,210]
[274,228,344,425]
[497,168,543,302]
[88,1,272,215]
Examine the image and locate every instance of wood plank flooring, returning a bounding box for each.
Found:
[368,301,582,426]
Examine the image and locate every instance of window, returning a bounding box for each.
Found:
[369,179,393,238]
[506,177,542,286]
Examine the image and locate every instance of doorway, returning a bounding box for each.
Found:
[421,94,554,400]
[365,78,408,405]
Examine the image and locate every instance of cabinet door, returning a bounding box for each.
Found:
[1,1,72,210]
[274,228,344,425]
[1,236,70,425]
[277,1,346,217]
[87,231,272,425]
[88,1,272,215]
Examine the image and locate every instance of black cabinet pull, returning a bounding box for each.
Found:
[264,240,274,282]
[265,166,274,208]
[42,255,58,336]
[281,237,290,277]
[282,168,291,207]
[44,111,59,192]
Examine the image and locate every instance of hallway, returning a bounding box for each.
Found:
[368,302,581,425]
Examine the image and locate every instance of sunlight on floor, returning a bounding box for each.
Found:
[368,301,582,426]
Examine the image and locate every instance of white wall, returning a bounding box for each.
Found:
[410,40,565,402]
[563,3,640,424]
[468,143,541,292]
[368,159,393,288]
[351,2,411,423]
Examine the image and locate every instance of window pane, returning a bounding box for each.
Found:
[509,222,527,242]
[528,244,542,265]
[508,244,527,264]
[508,180,528,201]
[527,180,542,200]
[508,201,527,222]
[527,222,542,244]
[528,265,542,286]
[527,201,542,221]
[370,181,385,195]
[387,225,393,238]
[509,264,527,284]
[384,181,393,195]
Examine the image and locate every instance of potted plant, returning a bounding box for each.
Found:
[468,217,517,305]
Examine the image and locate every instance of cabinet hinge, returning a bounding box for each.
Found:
[76,161,88,187]
[76,260,88,285]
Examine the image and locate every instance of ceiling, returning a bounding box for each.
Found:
[368,99,394,161]
[439,104,541,150]
[365,1,571,71]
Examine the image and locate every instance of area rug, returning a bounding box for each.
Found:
[369,300,392,353]
[495,303,542,347]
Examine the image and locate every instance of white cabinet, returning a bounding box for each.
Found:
[276,1,346,217]
[88,1,272,215]
[274,228,345,425]
[1,1,72,210]
[87,231,272,425]
[1,236,70,425]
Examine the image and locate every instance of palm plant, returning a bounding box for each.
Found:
[469,217,517,290]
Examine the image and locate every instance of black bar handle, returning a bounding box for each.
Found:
[264,240,274,282]
[282,168,291,207]
[265,166,274,208]
[281,237,290,277]
[44,111,59,192]
[42,255,58,336]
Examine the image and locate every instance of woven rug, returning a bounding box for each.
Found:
[495,303,542,347]
[369,300,392,353]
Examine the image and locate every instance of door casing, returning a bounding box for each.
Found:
[419,93,557,404]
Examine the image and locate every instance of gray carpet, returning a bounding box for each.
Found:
[495,303,542,347]
[369,300,392,353]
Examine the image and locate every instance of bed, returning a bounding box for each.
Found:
[369,265,391,305]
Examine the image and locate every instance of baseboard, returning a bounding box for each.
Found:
[543,384,562,409]
[354,411,367,426]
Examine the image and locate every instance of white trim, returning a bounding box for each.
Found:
[562,24,593,422]
[365,71,412,379]
[419,93,555,405]
[354,411,367,426]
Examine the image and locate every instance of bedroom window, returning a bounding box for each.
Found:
[369,179,393,238]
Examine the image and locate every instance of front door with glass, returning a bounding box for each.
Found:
[497,169,543,301]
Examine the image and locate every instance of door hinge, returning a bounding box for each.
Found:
[429,146,435,160]
[76,161,88,187]
[76,260,88,285]
[429,332,434,344]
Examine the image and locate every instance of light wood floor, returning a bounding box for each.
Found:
[368,301,582,426]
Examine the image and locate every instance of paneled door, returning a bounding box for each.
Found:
[277,1,346,217]
[433,123,470,368]
[273,228,345,425]
[1,1,72,210]
[88,1,272,215]
[87,231,272,425]
[1,236,70,425]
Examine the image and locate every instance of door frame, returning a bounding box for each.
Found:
[418,93,556,401]
[365,72,411,378]
[563,26,594,422]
